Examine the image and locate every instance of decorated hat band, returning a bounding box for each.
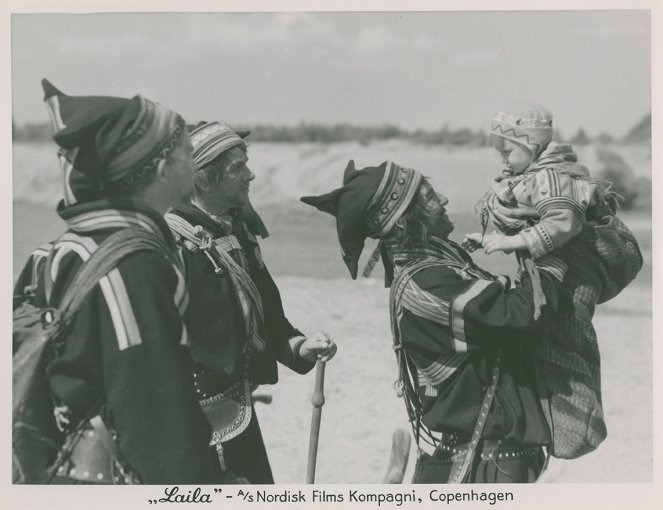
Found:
[367,161,422,237]
[189,121,247,169]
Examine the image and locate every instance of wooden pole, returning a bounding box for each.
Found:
[306,360,326,484]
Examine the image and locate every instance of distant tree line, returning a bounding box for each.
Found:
[13,113,650,146]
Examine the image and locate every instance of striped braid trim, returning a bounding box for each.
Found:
[61,206,188,316]
[401,278,451,326]
[533,254,568,283]
[30,242,54,260]
[418,352,471,386]
[536,196,586,218]
[51,231,187,350]
[52,233,142,351]
[520,224,550,259]
[27,243,55,293]
[450,279,492,353]
[64,208,164,239]
[417,372,439,397]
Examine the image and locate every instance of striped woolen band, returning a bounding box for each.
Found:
[190,121,246,169]
[366,161,423,236]
[106,96,185,186]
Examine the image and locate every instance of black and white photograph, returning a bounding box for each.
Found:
[4,1,659,508]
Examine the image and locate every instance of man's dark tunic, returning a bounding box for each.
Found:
[389,241,564,483]
[167,204,314,483]
[14,199,217,484]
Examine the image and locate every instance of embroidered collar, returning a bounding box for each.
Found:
[57,198,177,250]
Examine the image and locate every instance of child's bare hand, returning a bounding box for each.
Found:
[461,233,483,252]
[481,234,519,255]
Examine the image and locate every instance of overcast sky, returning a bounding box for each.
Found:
[11,10,650,138]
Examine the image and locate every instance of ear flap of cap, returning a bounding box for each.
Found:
[341,238,364,280]
[336,207,368,280]
[337,227,365,280]
[342,159,360,185]
[300,187,345,216]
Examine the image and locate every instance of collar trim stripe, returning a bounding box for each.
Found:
[53,233,142,351]
[64,209,163,239]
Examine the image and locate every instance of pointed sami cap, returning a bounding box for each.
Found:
[301,160,422,279]
[42,79,185,204]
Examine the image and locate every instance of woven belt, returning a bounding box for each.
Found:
[420,440,542,464]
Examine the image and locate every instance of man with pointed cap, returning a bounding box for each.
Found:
[301,160,568,483]
[13,81,217,484]
[165,121,337,484]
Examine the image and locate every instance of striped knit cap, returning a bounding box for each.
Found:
[490,101,553,157]
[42,79,184,205]
[189,122,247,169]
[301,160,422,279]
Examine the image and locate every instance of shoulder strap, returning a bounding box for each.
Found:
[166,212,266,352]
[166,212,227,272]
[57,228,172,328]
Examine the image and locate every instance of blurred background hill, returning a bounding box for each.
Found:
[12,111,651,279]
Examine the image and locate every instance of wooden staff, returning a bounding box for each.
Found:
[306,359,326,484]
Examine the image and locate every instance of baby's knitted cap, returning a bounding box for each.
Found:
[490,101,553,157]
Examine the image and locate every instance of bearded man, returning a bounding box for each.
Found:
[13,81,217,484]
[165,122,337,484]
[301,160,567,483]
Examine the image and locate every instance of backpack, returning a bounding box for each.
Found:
[586,213,643,304]
[13,228,172,484]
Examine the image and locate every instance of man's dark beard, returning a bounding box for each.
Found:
[425,212,454,240]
